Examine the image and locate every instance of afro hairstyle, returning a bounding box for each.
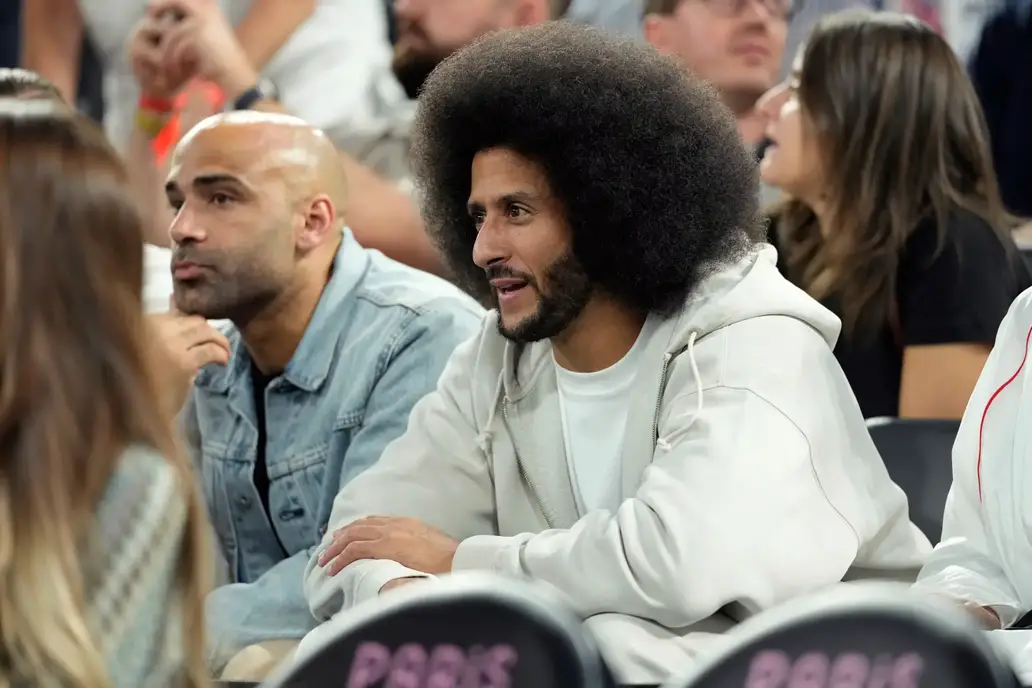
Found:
[410,21,763,316]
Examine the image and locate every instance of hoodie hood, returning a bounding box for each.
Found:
[675,244,841,349]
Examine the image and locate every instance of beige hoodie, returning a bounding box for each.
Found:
[303,245,931,682]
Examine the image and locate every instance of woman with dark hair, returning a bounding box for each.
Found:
[0,101,211,687]
[759,11,1030,420]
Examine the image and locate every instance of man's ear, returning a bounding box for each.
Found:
[643,14,671,54]
[512,0,551,27]
[296,194,337,251]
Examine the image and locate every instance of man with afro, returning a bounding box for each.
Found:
[305,21,930,683]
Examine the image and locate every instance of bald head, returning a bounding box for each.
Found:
[166,112,348,321]
[173,111,348,221]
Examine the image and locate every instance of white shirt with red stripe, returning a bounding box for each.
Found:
[914,286,1032,627]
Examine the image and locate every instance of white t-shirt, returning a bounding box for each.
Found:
[554,319,655,513]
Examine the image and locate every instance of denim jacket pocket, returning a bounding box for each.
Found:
[267,443,334,555]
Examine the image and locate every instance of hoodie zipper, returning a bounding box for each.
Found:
[502,396,556,528]
[653,341,694,446]
[653,352,674,447]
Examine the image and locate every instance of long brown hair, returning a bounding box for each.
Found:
[775,11,1015,338]
[0,102,210,686]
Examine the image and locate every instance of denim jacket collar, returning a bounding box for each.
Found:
[195,229,370,395]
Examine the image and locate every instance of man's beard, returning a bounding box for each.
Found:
[392,50,445,100]
[174,279,278,324]
[171,249,281,324]
[492,252,594,344]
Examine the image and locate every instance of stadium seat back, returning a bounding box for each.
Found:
[665,583,1019,688]
[867,417,959,544]
[1020,246,1032,273]
[262,573,615,688]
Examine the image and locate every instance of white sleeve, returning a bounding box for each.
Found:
[913,289,1032,626]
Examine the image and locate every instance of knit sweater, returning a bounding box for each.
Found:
[84,445,192,688]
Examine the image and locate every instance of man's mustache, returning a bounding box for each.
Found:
[485,265,536,287]
[395,19,429,46]
[171,249,210,266]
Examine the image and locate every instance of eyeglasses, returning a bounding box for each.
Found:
[699,0,802,20]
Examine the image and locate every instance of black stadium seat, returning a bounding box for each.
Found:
[664,583,1021,688]
[1020,246,1032,273]
[261,573,617,688]
[867,417,960,544]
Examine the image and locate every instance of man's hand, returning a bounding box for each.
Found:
[150,312,231,413]
[317,517,459,577]
[147,0,260,102]
[962,602,1002,629]
[128,12,189,100]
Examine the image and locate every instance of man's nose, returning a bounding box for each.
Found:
[168,205,206,245]
[471,218,508,270]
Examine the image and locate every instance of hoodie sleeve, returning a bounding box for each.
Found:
[913,289,1032,626]
[451,380,871,629]
[304,327,498,621]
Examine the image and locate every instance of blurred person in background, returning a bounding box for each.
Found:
[759,11,1030,420]
[390,0,573,100]
[304,23,929,684]
[643,0,789,149]
[383,0,646,49]
[0,101,210,687]
[22,0,396,149]
[157,110,482,679]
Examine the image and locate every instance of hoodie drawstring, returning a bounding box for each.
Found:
[687,331,704,418]
[474,372,506,454]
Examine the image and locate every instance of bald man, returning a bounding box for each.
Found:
[157,111,483,679]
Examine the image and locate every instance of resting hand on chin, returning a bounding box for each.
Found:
[149,304,231,413]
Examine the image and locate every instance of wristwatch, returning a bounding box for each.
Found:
[229,78,278,111]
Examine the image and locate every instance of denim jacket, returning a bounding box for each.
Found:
[180,231,483,671]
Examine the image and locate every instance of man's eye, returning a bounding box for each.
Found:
[211,192,233,206]
[507,205,528,219]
